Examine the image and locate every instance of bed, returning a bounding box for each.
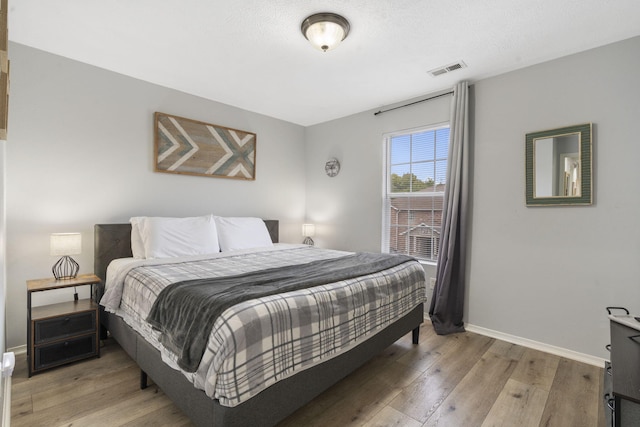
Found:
[94,218,425,426]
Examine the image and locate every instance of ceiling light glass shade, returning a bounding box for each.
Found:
[301,13,350,52]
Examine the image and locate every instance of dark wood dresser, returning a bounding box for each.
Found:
[607,308,640,426]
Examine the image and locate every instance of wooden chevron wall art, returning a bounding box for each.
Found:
[154,112,257,180]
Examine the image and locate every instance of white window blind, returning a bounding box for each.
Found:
[382,125,450,262]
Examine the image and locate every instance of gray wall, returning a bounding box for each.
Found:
[6,43,306,349]
[306,36,640,359]
[468,36,640,359]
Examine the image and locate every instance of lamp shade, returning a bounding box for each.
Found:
[50,233,82,256]
[301,13,350,52]
[302,223,316,237]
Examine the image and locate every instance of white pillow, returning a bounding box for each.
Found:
[140,215,220,259]
[129,217,146,259]
[215,217,273,252]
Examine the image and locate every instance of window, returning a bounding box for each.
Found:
[382,125,449,262]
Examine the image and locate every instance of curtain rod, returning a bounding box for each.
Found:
[373,90,454,116]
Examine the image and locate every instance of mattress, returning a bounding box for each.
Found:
[100,244,426,407]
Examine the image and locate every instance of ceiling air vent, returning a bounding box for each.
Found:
[428,61,467,77]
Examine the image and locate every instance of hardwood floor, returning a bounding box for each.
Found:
[11,324,607,426]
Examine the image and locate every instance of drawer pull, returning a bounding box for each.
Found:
[63,317,70,322]
[607,397,615,411]
[628,334,640,344]
[64,341,69,347]
[606,306,630,315]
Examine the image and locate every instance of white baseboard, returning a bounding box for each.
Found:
[465,323,606,368]
[6,345,26,356]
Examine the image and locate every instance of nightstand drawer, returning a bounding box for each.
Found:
[34,310,96,344]
[34,335,97,370]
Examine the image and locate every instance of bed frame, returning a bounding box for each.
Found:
[94,221,424,427]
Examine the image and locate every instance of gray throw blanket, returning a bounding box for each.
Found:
[147,252,415,372]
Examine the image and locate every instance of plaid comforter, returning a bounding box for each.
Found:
[101,245,426,407]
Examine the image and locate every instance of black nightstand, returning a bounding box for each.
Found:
[26,274,101,377]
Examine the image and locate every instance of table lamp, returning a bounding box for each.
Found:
[302,224,315,246]
[50,232,81,280]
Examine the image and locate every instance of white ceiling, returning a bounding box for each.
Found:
[9,0,640,126]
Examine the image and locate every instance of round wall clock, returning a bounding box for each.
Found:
[325,158,340,177]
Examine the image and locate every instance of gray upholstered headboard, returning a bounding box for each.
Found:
[94,220,279,282]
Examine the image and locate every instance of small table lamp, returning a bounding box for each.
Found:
[302,224,315,246]
[50,233,81,280]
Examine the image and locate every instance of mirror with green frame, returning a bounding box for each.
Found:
[525,123,592,206]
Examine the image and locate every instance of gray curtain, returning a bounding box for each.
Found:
[429,81,469,335]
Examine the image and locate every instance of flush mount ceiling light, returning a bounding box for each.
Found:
[301,13,350,52]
